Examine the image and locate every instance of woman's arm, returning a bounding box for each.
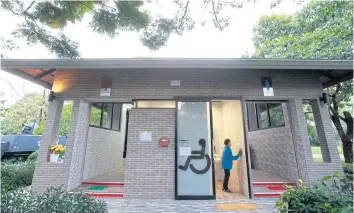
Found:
[231,148,243,160]
[225,149,240,160]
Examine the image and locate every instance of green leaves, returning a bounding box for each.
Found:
[13,21,80,59]
[1,93,48,135]
[1,159,36,192]
[253,0,353,60]
[90,1,149,38]
[33,2,94,29]
[1,186,108,213]
[276,173,353,213]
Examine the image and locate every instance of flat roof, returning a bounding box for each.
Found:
[1,58,353,89]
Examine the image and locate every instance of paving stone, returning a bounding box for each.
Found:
[102,198,279,213]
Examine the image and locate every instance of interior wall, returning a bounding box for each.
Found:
[212,102,223,157]
[82,104,130,182]
[247,103,298,182]
[213,100,248,196]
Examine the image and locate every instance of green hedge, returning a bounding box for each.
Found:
[343,163,353,174]
[276,172,353,213]
[1,186,108,213]
[1,156,36,192]
[27,150,39,161]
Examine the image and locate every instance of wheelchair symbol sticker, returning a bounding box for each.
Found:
[178,139,211,175]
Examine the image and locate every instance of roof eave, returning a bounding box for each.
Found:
[1,58,353,70]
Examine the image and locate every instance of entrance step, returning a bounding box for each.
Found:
[252,182,295,186]
[253,182,295,197]
[69,191,124,197]
[70,182,124,197]
[82,181,124,186]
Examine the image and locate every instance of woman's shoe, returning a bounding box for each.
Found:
[225,189,232,193]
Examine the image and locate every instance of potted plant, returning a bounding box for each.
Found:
[49,143,66,163]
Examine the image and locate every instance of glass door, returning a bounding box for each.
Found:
[176,101,214,199]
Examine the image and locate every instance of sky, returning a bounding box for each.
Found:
[0,0,305,105]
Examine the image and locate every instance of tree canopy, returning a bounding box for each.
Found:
[252,0,353,163]
[253,0,353,59]
[0,93,47,134]
[0,0,303,58]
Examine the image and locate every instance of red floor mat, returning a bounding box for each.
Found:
[267,185,286,191]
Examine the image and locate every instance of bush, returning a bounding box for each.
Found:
[343,163,353,181]
[276,172,353,213]
[343,163,353,174]
[1,159,36,192]
[27,150,39,161]
[1,186,108,213]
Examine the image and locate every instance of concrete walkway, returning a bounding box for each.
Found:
[102,198,279,213]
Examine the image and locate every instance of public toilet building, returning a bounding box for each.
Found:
[1,58,352,200]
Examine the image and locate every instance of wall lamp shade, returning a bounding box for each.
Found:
[48,91,56,102]
[320,92,328,104]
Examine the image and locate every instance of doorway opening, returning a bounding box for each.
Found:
[211,100,249,201]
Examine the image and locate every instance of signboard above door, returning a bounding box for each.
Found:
[100,76,112,96]
[261,77,274,96]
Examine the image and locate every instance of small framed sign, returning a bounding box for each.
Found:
[100,76,112,96]
[261,77,274,96]
[140,131,152,142]
[171,80,181,86]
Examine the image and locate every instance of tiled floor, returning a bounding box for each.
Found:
[216,181,249,202]
[74,184,124,193]
[251,169,292,182]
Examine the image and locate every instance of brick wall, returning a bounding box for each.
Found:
[247,103,298,182]
[292,98,343,182]
[32,100,91,193]
[53,69,322,101]
[32,100,70,193]
[124,109,175,199]
[82,127,123,181]
[82,104,130,181]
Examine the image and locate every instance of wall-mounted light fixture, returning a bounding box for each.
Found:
[48,90,56,102]
[320,92,328,104]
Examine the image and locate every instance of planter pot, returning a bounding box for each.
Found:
[50,154,60,163]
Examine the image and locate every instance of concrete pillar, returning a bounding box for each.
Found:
[32,99,65,193]
[287,99,310,183]
[67,100,90,191]
[289,98,343,183]
[310,99,331,162]
[32,99,91,193]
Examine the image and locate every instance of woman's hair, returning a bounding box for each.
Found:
[224,139,231,146]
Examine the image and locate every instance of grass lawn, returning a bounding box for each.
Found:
[311,146,345,163]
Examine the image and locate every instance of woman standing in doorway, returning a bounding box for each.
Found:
[221,139,242,192]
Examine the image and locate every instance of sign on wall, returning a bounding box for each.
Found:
[171,80,181,86]
[261,77,274,96]
[140,131,152,142]
[100,76,112,96]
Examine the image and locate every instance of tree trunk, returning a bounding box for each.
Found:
[342,138,353,163]
[331,114,353,163]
